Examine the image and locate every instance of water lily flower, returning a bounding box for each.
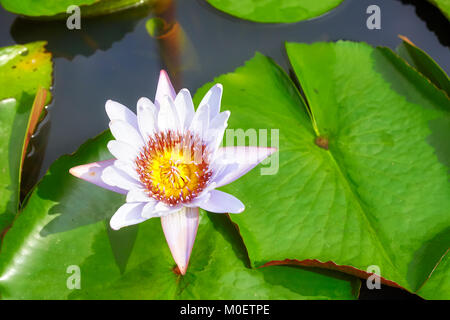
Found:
[69,70,276,274]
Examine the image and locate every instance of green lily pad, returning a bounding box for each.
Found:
[427,0,450,20]
[417,250,449,300]
[0,131,358,299]
[193,42,450,298]
[0,42,52,233]
[397,36,450,96]
[0,0,156,19]
[205,0,344,23]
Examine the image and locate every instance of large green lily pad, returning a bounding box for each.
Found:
[0,131,358,299]
[205,0,344,23]
[0,0,156,19]
[0,42,52,233]
[417,250,449,300]
[193,41,450,298]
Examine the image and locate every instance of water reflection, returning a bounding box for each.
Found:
[398,0,450,47]
[10,3,160,59]
[147,6,199,89]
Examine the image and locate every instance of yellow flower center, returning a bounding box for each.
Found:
[136,131,211,206]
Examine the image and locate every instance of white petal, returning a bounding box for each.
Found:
[69,160,127,194]
[189,103,209,140]
[110,202,148,230]
[184,191,211,208]
[174,89,195,130]
[137,97,158,140]
[109,119,144,150]
[184,182,215,207]
[161,207,199,275]
[200,190,244,214]
[126,188,155,203]
[107,140,139,163]
[153,201,182,216]
[101,165,142,191]
[158,95,180,133]
[142,201,158,218]
[206,111,230,151]
[198,84,222,121]
[155,70,176,108]
[212,146,277,187]
[114,159,140,181]
[105,100,138,129]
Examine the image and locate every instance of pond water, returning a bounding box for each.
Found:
[0,0,448,299]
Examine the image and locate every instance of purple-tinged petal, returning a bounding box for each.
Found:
[155,70,176,108]
[69,159,127,194]
[212,146,277,187]
[198,84,222,121]
[200,190,244,214]
[110,202,148,230]
[105,100,138,129]
[161,207,199,275]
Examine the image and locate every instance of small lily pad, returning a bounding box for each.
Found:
[205,0,344,23]
[0,42,52,233]
[0,0,156,19]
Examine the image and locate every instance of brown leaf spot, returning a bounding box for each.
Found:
[315,136,329,150]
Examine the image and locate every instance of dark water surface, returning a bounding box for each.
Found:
[0,0,448,300]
